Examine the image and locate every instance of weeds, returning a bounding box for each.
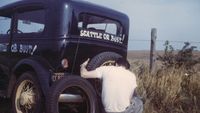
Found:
[157,41,200,71]
[129,62,200,113]
[128,41,200,113]
[130,54,200,112]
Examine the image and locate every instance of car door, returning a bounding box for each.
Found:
[0,13,14,90]
[9,7,46,65]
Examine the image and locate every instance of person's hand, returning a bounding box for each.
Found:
[80,58,90,68]
[80,58,90,78]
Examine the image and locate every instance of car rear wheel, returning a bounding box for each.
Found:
[87,52,122,71]
[46,76,98,113]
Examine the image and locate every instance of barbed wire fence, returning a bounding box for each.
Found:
[128,39,200,50]
[128,28,200,72]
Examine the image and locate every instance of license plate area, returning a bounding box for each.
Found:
[52,73,65,82]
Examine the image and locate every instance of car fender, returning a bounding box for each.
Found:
[7,57,52,98]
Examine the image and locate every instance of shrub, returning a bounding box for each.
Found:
[157,41,200,71]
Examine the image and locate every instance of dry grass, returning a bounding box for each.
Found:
[129,59,200,113]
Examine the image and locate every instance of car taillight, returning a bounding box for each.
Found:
[61,58,69,69]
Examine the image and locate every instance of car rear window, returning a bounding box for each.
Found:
[78,13,122,36]
[76,13,125,44]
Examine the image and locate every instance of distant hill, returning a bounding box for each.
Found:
[127,50,150,60]
[128,50,200,60]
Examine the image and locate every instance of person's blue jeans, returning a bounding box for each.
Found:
[107,96,143,113]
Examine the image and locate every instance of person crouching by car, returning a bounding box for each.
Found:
[80,58,143,113]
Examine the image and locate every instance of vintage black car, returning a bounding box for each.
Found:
[0,0,129,113]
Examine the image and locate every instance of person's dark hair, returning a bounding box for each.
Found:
[115,57,130,69]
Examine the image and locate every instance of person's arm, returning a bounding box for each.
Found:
[80,59,101,79]
[81,68,100,78]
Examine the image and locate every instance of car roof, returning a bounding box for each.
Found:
[0,0,129,29]
[0,0,128,19]
[69,0,129,29]
[69,0,128,18]
[0,0,44,15]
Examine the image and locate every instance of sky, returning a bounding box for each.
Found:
[1,0,200,50]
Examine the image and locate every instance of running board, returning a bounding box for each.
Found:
[59,94,83,103]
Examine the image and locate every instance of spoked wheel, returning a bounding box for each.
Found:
[12,72,43,113]
[46,76,98,113]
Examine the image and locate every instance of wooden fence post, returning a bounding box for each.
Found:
[150,28,157,72]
